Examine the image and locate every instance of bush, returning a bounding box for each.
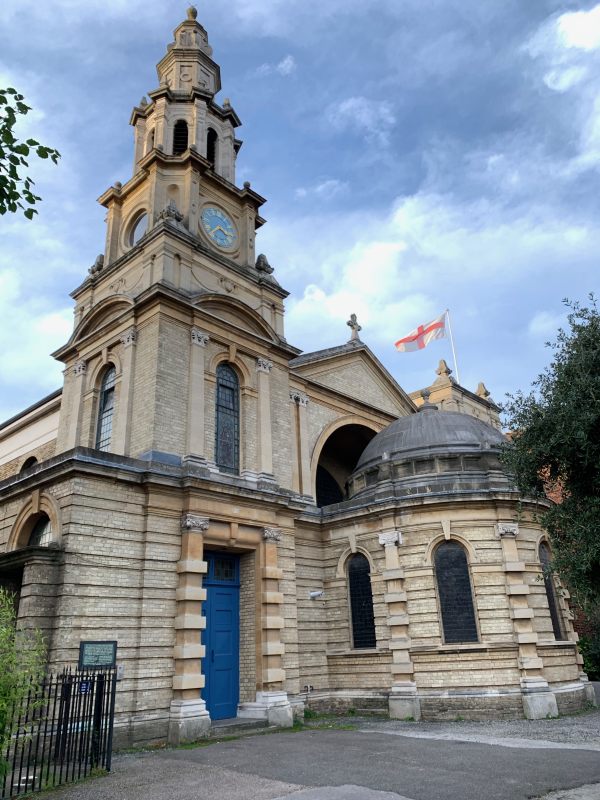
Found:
[0,588,46,776]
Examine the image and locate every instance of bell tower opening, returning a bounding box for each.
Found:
[173,120,189,155]
[315,424,377,508]
[206,127,218,167]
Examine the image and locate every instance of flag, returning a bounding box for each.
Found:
[395,311,447,352]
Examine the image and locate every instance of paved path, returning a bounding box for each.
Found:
[39,710,600,800]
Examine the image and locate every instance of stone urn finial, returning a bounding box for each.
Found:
[187,5,198,20]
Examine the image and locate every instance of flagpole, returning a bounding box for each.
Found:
[445,308,461,385]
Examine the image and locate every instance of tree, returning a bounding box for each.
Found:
[0,588,46,776]
[501,296,600,614]
[0,87,60,219]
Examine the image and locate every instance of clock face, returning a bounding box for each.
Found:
[200,206,237,249]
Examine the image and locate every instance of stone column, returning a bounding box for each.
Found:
[62,360,87,450]
[112,327,137,455]
[168,514,211,745]
[256,358,274,481]
[379,531,420,721]
[239,528,293,727]
[184,329,209,468]
[498,522,558,719]
[290,391,311,497]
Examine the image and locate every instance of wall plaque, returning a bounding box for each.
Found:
[78,640,117,670]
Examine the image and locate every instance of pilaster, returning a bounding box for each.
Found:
[62,360,87,450]
[379,530,420,721]
[184,329,209,467]
[239,527,292,726]
[256,358,274,480]
[498,522,558,719]
[112,327,137,455]
[168,513,211,744]
[290,391,310,497]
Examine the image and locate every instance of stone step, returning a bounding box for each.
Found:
[209,717,270,738]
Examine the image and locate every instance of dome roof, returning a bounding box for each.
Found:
[356,406,505,472]
[347,404,510,502]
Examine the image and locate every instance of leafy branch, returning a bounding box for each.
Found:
[0,87,60,219]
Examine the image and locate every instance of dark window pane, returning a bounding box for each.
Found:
[213,557,236,582]
[435,541,478,643]
[28,515,52,547]
[348,553,376,649]
[540,542,566,640]
[316,465,344,507]
[96,366,116,451]
[215,364,239,474]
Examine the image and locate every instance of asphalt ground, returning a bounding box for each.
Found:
[38,705,600,800]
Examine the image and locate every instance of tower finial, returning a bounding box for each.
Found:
[347,313,362,342]
[187,5,198,20]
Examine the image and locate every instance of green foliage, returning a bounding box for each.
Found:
[501,296,600,610]
[0,588,46,776]
[0,87,60,219]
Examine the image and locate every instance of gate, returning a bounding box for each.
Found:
[1,668,117,799]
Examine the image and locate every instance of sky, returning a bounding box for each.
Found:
[0,0,598,423]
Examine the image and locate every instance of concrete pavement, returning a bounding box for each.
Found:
[39,709,600,800]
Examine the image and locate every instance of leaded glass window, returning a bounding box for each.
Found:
[215,364,239,474]
[95,366,116,451]
[434,541,478,643]
[28,515,52,547]
[540,542,566,640]
[348,553,376,649]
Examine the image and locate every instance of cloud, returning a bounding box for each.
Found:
[557,5,600,51]
[295,179,348,200]
[252,54,296,77]
[528,310,566,339]
[327,96,396,147]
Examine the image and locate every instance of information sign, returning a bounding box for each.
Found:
[78,640,117,670]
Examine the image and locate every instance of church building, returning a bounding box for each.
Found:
[0,8,593,747]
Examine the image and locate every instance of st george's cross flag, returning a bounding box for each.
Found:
[395,311,447,352]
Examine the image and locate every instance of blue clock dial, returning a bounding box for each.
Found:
[201,206,237,249]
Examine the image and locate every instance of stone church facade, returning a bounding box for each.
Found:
[0,9,593,747]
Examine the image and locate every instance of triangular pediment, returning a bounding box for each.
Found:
[290,343,415,416]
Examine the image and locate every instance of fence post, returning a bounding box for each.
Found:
[90,673,105,769]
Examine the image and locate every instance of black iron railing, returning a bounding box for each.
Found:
[1,668,116,799]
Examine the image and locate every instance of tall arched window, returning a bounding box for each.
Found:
[539,541,566,640]
[95,366,117,451]
[215,364,239,474]
[146,127,155,155]
[434,541,478,643]
[28,514,52,547]
[348,553,376,649]
[173,120,188,155]
[206,127,218,168]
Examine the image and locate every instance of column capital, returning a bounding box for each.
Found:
[73,359,87,376]
[257,357,273,373]
[290,390,308,407]
[181,514,209,532]
[497,522,519,538]
[263,527,282,543]
[191,328,210,347]
[379,530,402,547]
[120,326,137,347]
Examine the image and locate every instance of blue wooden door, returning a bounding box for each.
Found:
[202,553,240,720]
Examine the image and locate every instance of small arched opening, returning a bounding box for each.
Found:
[173,120,189,155]
[20,456,38,473]
[207,127,218,168]
[315,424,377,508]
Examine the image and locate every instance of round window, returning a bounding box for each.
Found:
[130,213,148,246]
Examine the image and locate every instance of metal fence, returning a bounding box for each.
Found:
[1,668,117,799]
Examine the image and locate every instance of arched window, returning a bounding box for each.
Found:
[215,364,239,474]
[348,553,376,649]
[206,127,218,168]
[95,366,117,451]
[28,514,52,547]
[20,456,38,473]
[539,542,566,640]
[129,212,148,246]
[173,120,188,155]
[434,541,478,643]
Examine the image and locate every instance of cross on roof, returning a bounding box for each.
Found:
[347,313,362,341]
